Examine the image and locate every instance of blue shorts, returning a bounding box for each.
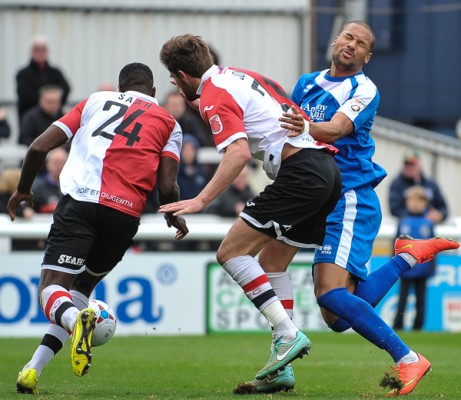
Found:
[313,186,382,281]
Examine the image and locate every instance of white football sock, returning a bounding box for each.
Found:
[398,253,417,267]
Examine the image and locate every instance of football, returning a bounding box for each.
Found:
[89,299,117,347]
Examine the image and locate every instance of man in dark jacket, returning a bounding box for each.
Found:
[16,35,70,124]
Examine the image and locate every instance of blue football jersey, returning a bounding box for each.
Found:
[292,69,387,192]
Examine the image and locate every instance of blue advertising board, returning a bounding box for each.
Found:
[372,255,461,331]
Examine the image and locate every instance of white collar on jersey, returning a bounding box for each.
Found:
[196,65,219,96]
[124,90,159,105]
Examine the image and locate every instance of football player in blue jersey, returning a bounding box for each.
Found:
[234,21,459,396]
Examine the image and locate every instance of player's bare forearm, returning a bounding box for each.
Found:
[158,184,180,207]
[280,107,354,143]
[197,142,250,206]
[159,139,250,216]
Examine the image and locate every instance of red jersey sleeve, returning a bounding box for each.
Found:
[200,83,246,153]
[53,98,88,138]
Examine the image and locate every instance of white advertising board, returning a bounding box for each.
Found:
[0,252,211,337]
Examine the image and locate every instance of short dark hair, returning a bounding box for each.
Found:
[342,20,376,51]
[118,63,154,91]
[160,34,214,77]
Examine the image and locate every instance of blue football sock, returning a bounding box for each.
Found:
[355,256,410,307]
[319,287,410,362]
[328,256,410,331]
[329,318,351,332]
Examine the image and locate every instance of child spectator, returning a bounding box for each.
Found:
[393,185,435,330]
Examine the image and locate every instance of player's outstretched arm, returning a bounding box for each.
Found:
[159,139,250,217]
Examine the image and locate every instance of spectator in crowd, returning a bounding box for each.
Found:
[0,108,11,139]
[19,85,65,147]
[163,91,212,147]
[16,35,70,124]
[97,82,117,91]
[30,147,68,214]
[206,165,255,217]
[388,150,448,224]
[393,186,436,331]
[177,134,208,200]
[0,168,36,251]
[0,168,34,218]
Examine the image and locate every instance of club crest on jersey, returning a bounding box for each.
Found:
[350,98,366,113]
[209,114,223,134]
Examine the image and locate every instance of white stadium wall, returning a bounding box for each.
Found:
[0,0,311,111]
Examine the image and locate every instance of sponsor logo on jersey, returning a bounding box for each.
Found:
[350,98,366,113]
[209,114,223,134]
[100,191,134,208]
[305,104,327,121]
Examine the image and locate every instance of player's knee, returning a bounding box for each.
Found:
[216,247,228,266]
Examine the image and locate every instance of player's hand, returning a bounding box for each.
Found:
[7,191,34,221]
[280,106,306,137]
[159,198,206,217]
[164,214,189,240]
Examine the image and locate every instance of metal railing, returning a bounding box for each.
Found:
[1,213,461,253]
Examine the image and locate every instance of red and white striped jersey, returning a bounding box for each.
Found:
[53,90,182,217]
[198,66,337,179]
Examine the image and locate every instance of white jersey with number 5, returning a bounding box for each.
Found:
[53,90,182,217]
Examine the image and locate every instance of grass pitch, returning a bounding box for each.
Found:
[1,331,460,399]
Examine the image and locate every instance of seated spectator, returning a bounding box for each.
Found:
[31,147,68,213]
[19,85,64,147]
[163,91,212,147]
[0,108,11,139]
[177,134,208,200]
[206,166,255,217]
[0,168,34,218]
[0,168,37,251]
